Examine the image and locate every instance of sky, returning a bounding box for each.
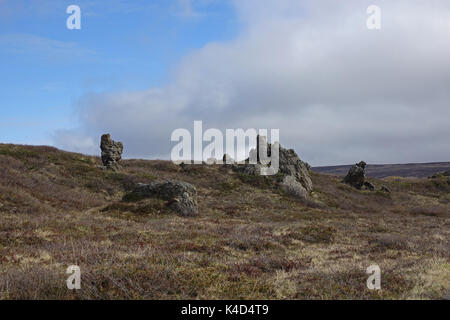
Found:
[0,0,449,166]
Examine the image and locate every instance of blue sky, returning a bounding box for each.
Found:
[0,0,238,145]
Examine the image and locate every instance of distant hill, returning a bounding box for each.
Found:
[313,162,450,178]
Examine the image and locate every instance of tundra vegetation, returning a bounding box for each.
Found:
[0,143,448,299]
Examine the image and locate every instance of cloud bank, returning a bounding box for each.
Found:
[54,0,450,165]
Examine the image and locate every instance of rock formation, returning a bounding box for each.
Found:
[342,161,367,189]
[280,175,308,199]
[230,135,313,198]
[130,180,198,216]
[100,134,123,171]
[363,181,375,191]
[277,143,313,192]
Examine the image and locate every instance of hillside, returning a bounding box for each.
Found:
[313,162,450,178]
[0,143,449,299]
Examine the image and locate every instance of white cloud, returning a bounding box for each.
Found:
[53,130,97,155]
[55,0,450,165]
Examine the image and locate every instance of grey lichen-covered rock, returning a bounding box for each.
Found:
[100,134,123,171]
[167,193,197,217]
[231,135,313,194]
[280,175,308,200]
[363,181,375,191]
[131,180,198,216]
[277,144,313,193]
[342,161,366,189]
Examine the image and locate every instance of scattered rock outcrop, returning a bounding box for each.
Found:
[342,161,367,189]
[230,135,313,198]
[363,181,375,191]
[100,134,123,171]
[130,180,198,216]
[343,161,391,193]
[277,144,313,193]
[280,175,308,199]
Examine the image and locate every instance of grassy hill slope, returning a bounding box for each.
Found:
[0,144,449,299]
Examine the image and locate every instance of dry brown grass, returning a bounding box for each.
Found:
[0,143,449,299]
